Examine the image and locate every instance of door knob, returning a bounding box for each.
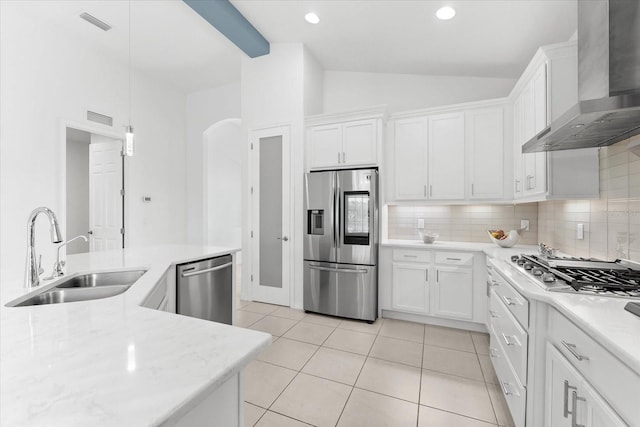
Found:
[277,236,289,242]
[87,230,93,235]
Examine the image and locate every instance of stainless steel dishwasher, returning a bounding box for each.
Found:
[176,255,233,324]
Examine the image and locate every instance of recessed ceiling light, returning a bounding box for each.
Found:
[305,12,320,24]
[436,6,456,20]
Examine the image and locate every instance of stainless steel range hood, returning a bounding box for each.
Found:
[523,0,640,153]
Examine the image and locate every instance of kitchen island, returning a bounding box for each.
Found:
[0,245,271,427]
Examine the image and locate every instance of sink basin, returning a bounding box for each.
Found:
[54,270,147,288]
[13,285,132,307]
[8,269,147,307]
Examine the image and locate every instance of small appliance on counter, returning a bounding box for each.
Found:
[303,168,378,322]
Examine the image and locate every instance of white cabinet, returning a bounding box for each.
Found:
[546,344,626,427]
[394,112,465,200]
[392,263,430,313]
[141,270,170,312]
[511,41,599,201]
[308,118,378,170]
[466,107,505,199]
[433,266,472,320]
[388,249,478,322]
[394,117,428,199]
[428,113,465,199]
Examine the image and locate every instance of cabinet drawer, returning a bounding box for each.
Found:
[489,290,528,385]
[548,308,640,425]
[489,330,526,427]
[489,270,529,329]
[393,249,430,263]
[435,251,473,267]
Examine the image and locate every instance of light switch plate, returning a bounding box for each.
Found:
[520,219,529,231]
[577,223,584,240]
[417,218,425,229]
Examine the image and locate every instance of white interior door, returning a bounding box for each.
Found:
[89,140,123,251]
[250,126,291,306]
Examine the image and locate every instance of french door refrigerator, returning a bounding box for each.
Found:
[303,168,378,322]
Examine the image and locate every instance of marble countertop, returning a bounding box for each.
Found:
[382,240,639,372]
[0,245,271,427]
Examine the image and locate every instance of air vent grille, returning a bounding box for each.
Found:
[80,12,112,32]
[87,110,113,126]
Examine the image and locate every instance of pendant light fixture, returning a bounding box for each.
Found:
[124,0,135,157]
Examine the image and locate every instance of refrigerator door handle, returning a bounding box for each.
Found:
[309,265,368,274]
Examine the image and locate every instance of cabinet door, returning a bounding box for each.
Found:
[513,96,524,198]
[546,343,584,427]
[532,63,548,135]
[583,385,627,427]
[309,124,342,169]
[433,266,473,320]
[428,112,465,199]
[467,107,504,199]
[342,119,377,166]
[395,117,428,200]
[392,262,429,313]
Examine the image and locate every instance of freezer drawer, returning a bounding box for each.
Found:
[177,255,233,324]
[304,261,377,322]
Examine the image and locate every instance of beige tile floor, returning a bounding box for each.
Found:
[236,300,515,427]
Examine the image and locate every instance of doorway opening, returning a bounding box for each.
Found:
[65,126,124,254]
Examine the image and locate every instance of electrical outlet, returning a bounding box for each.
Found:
[577,223,584,240]
[520,219,530,231]
[417,218,425,229]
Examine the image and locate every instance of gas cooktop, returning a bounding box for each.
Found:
[509,253,640,299]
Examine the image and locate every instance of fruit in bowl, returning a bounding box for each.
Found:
[487,228,523,248]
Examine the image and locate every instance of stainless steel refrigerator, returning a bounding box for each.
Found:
[303,168,378,322]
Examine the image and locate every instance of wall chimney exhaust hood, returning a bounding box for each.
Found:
[522,0,640,153]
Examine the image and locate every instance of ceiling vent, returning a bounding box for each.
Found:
[79,12,112,32]
[87,110,113,127]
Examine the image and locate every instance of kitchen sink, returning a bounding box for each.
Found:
[54,270,147,288]
[13,285,132,307]
[8,269,147,307]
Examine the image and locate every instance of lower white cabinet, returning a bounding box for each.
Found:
[387,248,478,322]
[432,266,473,320]
[392,263,429,313]
[546,343,626,427]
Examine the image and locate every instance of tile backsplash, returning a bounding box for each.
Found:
[387,203,539,245]
[538,135,640,261]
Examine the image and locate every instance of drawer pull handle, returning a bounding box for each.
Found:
[500,380,519,397]
[561,341,590,361]
[489,310,500,318]
[446,257,462,261]
[571,390,586,427]
[563,380,577,418]
[502,295,518,306]
[489,347,499,358]
[425,268,429,282]
[403,255,418,258]
[489,280,498,287]
[502,333,518,347]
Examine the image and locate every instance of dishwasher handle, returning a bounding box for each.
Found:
[181,262,233,278]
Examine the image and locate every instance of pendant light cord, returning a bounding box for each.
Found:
[128,0,132,127]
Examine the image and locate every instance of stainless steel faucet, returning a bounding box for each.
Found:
[24,207,63,288]
[49,235,88,279]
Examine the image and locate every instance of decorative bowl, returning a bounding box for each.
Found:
[418,230,439,244]
[487,229,522,248]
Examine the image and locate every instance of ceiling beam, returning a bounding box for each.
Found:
[183,0,269,58]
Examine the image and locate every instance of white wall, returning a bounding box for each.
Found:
[204,120,242,255]
[0,3,187,293]
[65,138,90,254]
[303,50,324,116]
[185,83,241,244]
[324,71,517,113]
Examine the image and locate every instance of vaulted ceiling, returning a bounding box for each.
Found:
[4,0,577,92]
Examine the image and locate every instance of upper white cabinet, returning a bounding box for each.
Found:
[306,108,384,171]
[391,101,506,202]
[512,41,599,201]
[428,113,466,200]
[466,107,505,199]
